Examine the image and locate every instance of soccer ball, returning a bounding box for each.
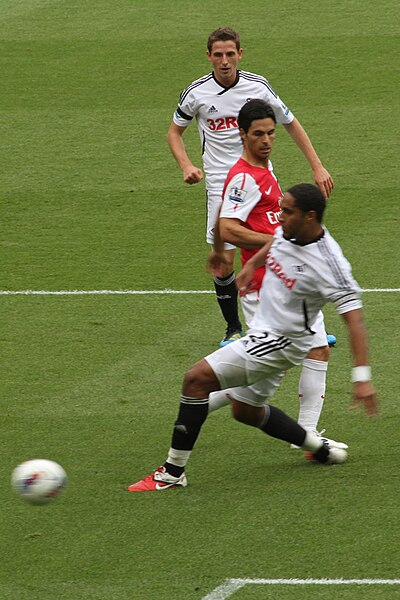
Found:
[11,459,67,505]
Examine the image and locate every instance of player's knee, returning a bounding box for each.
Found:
[182,367,202,396]
[182,360,220,397]
[307,345,329,362]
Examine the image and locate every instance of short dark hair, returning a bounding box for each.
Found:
[207,27,241,52]
[238,99,277,133]
[286,183,326,222]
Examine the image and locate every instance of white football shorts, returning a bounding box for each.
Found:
[205,330,310,407]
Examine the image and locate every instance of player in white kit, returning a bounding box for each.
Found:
[128,184,378,492]
[168,27,334,346]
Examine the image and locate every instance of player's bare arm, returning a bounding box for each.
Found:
[341,309,379,417]
[283,118,334,199]
[167,122,203,184]
[220,217,273,250]
[208,212,272,277]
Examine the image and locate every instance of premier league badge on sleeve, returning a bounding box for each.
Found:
[228,186,247,203]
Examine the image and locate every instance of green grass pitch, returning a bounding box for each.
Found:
[1,1,399,598]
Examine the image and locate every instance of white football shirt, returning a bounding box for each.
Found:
[251,227,362,344]
[173,70,294,191]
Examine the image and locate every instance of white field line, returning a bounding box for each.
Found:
[0,289,214,296]
[0,288,399,296]
[202,578,400,600]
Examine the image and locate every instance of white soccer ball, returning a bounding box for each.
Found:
[11,459,67,505]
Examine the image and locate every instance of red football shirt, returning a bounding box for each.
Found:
[221,157,282,290]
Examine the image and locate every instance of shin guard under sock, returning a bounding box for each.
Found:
[258,405,307,447]
[170,396,209,450]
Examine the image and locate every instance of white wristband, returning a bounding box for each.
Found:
[351,366,372,382]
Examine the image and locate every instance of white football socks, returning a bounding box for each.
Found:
[298,358,328,432]
[301,430,325,452]
[166,448,192,468]
[208,390,230,413]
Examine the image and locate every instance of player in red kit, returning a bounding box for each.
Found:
[219,154,282,320]
[207,100,346,449]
